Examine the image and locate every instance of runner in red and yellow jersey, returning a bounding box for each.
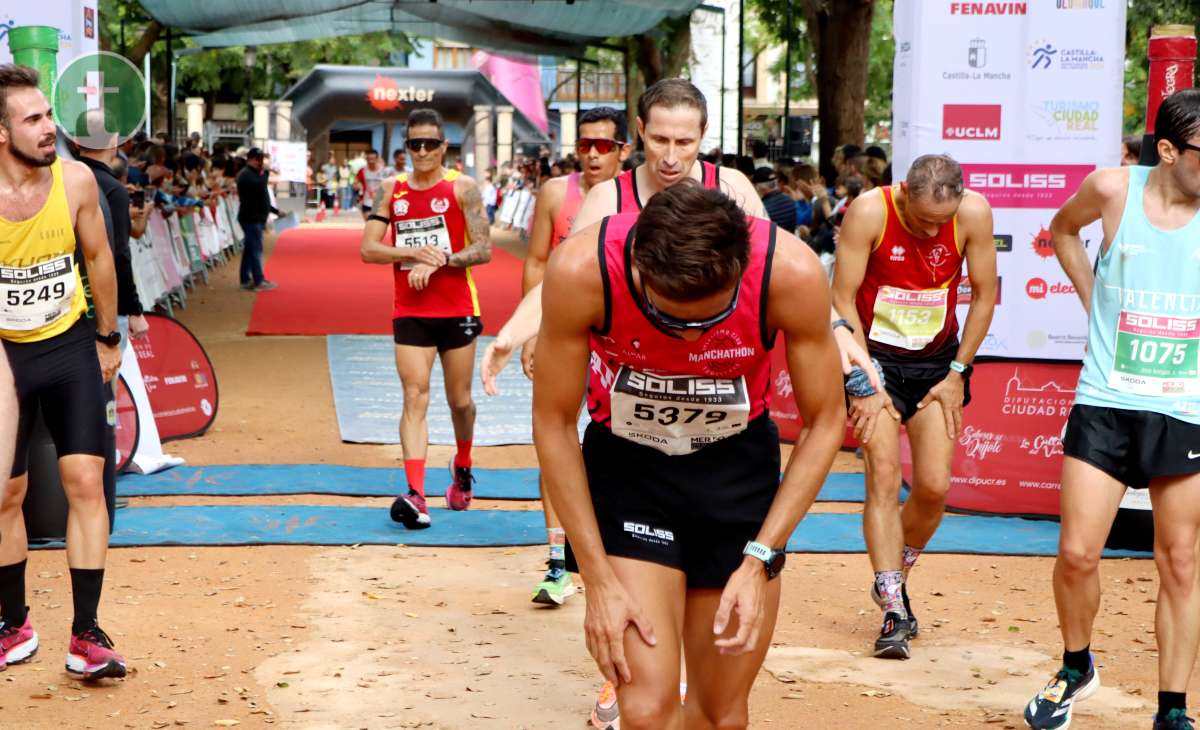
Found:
[522,107,629,606]
[359,108,492,529]
[831,153,997,660]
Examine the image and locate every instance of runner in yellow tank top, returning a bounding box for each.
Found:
[0,65,127,680]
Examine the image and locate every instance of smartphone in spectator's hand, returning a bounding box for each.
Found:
[131,189,145,208]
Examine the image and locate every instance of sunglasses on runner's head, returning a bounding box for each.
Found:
[640,277,741,330]
[406,138,444,153]
[576,138,622,156]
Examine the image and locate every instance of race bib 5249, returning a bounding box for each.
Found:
[0,255,77,332]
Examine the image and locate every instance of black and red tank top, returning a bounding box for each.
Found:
[855,186,963,360]
[388,170,480,318]
[586,211,776,456]
[614,161,720,214]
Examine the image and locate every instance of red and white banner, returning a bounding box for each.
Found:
[898,360,1079,517]
[132,313,218,441]
[892,0,1126,359]
[113,374,138,473]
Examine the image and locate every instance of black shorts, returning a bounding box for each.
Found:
[872,349,972,423]
[392,316,482,352]
[566,415,781,589]
[4,317,109,478]
[1064,403,1200,489]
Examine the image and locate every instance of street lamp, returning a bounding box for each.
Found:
[245,46,257,143]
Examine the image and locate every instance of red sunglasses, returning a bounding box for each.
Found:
[576,138,622,156]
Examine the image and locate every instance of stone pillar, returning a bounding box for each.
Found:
[252,99,271,148]
[185,98,205,139]
[559,108,577,159]
[274,100,293,141]
[472,105,492,178]
[496,105,514,167]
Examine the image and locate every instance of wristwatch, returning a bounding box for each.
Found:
[743,541,787,580]
[96,330,122,347]
[949,360,973,377]
[831,318,855,335]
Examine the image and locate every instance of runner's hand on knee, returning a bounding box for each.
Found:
[916,374,965,439]
[584,580,656,686]
[713,561,767,656]
[848,393,895,444]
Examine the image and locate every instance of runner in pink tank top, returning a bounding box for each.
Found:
[534,180,845,727]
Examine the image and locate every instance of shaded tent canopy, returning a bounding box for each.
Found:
[139,0,704,57]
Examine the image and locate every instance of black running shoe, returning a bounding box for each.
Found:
[389,490,432,529]
[1023,659,1099,729]
[1156,710,1197,730]
[871,581,918,638]
[873,611,912,660]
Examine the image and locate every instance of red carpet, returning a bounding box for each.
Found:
[246,227,523,336]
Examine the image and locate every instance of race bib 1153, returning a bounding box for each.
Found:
[868,285,948,351]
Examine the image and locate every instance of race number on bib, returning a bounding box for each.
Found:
[1109,311,1200,396]
[610,367,750,456]
[394,215,453,271]
[0,255,77,332]
[868,285,948,351]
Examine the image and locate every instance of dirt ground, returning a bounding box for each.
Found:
[3,212,1171,728]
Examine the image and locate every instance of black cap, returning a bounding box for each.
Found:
[751,166,777,184]
[246,147,264,160]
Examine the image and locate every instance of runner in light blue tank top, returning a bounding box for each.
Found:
[1076,164,1200,423]
[1023,89,1200,730]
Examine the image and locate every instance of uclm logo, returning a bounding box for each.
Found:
[962,163,1092,209]
[943,104,1001,140]
[950,2,1027,14]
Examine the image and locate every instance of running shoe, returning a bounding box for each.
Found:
[66,625,127,681]
[253,280,278,292]
[0,612,38,669]
[873,611,912,660]
[1023,659,1099,729]
[1156,710,1197,730]
[870,580,918,638]
[531,564,577,606]
[446,463,475,511]
[590,680,619,730]
[390,490,432,529]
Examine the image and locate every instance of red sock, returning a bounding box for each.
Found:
[404,459,426,497]
[454,440,473,469]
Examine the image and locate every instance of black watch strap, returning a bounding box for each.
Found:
[832,318,855,335]
[96,330,121,347]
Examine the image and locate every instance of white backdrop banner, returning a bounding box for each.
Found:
[892,0,1126,360]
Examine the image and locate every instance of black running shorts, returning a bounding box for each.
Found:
[566,415,781,589]
[4,317,110,478]
[1063,403,1200,489]
[392,316,482,352]
[872,348,972,423]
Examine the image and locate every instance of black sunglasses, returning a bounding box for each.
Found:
[576,138,622,156]
[406,138,444,152]
[640,277,741,331]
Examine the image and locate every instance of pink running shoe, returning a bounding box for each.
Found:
[0,613,39,669]
[591,680,619,730]
[446,463,475,511]
[390,490,432,529]
[66,625,127,680]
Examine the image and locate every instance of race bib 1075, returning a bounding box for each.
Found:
[1109,310,1200,396]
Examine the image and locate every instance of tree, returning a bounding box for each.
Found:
[752,0,879,181]
[618,14,694,135]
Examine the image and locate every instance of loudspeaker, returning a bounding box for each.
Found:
[785,116,813,158]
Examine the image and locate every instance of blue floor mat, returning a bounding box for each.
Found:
[327,335,588,445]
[117,465,869,502]
[38,504,1149,557]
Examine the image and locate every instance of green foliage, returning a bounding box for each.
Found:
[1124,0,1200,135]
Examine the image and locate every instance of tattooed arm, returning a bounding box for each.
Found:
[450,175,493,268]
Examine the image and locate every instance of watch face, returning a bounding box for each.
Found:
[768,552,786,577]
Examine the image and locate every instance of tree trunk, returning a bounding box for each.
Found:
[627,17,693,146]
[803,0,875,183]
[127,21,163,67]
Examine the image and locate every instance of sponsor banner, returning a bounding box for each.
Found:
[900,361,1081,516]
[768,341,859,448]
[132,313,218,441]
[894,0,1124,359]
[0,3,99,66]
[114,374,138,473]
